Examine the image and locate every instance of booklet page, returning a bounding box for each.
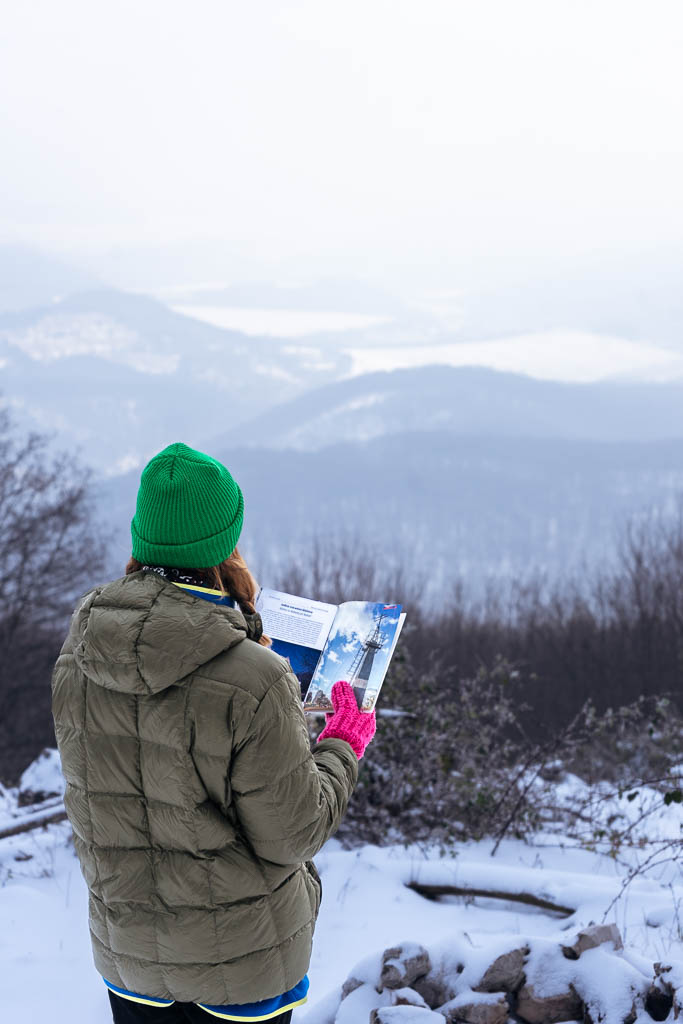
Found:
[255,588,338,700]
[303,602,404,712]
[256,588,337,648]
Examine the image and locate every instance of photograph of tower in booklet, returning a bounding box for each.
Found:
[254,588,405,712]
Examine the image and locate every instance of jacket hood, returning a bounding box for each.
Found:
[71,570,258,694]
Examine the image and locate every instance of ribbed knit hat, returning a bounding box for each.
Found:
[131,442,244,569]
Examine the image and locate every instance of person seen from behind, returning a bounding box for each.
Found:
[52,442,376,1023]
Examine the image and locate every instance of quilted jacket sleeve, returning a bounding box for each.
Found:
[230,667,359,865]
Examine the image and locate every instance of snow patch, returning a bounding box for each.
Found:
[19,749,64,804]
[0,313,179,374]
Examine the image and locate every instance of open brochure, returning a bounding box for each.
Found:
[254,588,406,712]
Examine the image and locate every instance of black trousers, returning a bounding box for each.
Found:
[108,990,293,1023]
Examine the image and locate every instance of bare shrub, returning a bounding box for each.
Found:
[272,532,427,611]
[332,651,683,851]
[285,517,683,850]
[0,404,104,782]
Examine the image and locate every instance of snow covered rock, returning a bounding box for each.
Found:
[561,924,623,960]
[381,943,432,990]
[441,991,509,1024]
[389,988,430,1009]
[409,941,463,1009]
[326,916,680,1024]
[473,945,528,993]
[18,749,64,807]
[413,974,455,1011]
[370,1008,447,1023]
[515,983,583,1024]
[340,950,385,1003]
[340,977,364,1000]
[335,982,389,1023]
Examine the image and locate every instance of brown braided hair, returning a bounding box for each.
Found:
[125,547,271,646]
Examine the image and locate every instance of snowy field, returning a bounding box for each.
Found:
[1,754,681,1023]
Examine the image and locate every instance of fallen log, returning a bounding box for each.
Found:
[407,881,575,917]
[0,807,68,841]
[16,795,64,815]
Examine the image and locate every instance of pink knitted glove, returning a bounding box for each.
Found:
[316,680,377,759]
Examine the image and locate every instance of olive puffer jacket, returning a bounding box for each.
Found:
[51,570,358,1005]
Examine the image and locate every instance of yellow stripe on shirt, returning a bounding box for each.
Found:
[196,995,308,1021]
[172,582,225,597]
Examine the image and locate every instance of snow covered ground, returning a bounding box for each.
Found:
[0,756,681,1023]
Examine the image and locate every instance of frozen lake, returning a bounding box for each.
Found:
[172,303,683,384]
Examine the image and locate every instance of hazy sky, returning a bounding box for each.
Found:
[2,0,683,288]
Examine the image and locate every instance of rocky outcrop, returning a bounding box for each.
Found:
[561,923,623,960]
[341,976,364,1000]
[516,984,583,1024]
[474,946,528,994]
[413,974,456,1010]
[442,993,509,1024]
[371,1008,449,1022]
[381,944,432,990]
[333,924,681,1023]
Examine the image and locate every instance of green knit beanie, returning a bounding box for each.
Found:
[131,442,244,569]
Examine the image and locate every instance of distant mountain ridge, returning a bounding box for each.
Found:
[0,245,101,313]
[0,288,350,470]
[207,364,683,452]
[4,247,683,593]
[99,430,683,596]
[98,430,683,598]
[459,249,683,348]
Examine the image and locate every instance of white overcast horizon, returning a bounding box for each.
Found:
[2,0,683,300]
